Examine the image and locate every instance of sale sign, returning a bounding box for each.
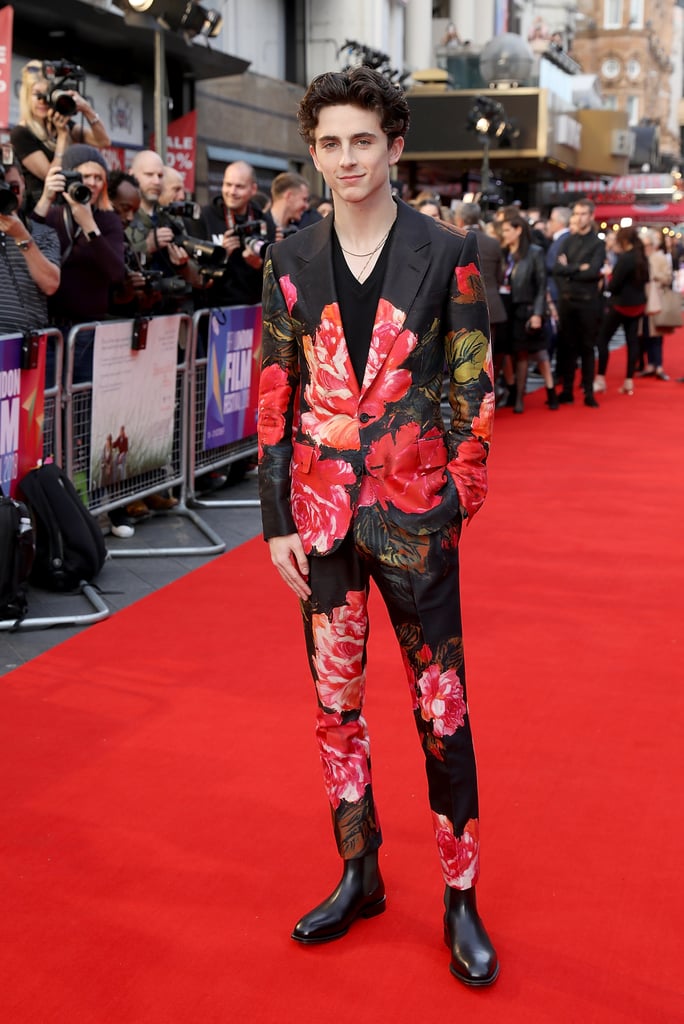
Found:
[0,6,13,130]
[166,109,197,194]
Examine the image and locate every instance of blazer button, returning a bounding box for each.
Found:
[359,412,371,423]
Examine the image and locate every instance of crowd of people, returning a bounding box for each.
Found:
[2,58,683,537]
[406,191,684,412]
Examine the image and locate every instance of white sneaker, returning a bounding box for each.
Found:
[593,375,607,393]
[110,522,135,539]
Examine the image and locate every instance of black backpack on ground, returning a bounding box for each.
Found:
[0,491,35,624]
[18,463,107,592]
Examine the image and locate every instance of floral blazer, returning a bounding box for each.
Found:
[258,199,494,556]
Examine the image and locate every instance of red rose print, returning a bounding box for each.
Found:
[454,263,486,305]
[257,363,291,448]
[291,453,356,553]
[316,714,371,809]
[432,814,480,888]
[313,590,368,712]
[417,664,466,737]
[364,423,447,514]
[279,274,298,315]
[301,304,360,450]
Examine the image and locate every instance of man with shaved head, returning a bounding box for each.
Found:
[198,159,275,307]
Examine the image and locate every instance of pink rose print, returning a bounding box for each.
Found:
[257,363,291,449]
[279,274,298,315]
[364,423,447,514]
[291,454,356,553]
[417,664,466,737]
[433,814,480,888]
[446,436,488,519]
[313,590,367,712]
[317,716,371,809]
[301,304,360,450]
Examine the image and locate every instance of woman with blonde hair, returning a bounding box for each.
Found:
[10,61,110,208]
[639,229,673,380]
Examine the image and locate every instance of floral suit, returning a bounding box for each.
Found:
[258,200,494,888]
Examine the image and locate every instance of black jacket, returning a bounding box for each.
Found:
[554,230,605,302]
[510,243,547,317]
[198,197,275,307]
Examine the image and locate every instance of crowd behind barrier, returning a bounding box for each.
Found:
[1,304,266,585]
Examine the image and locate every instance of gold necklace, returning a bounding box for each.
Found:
[339,226,393,282]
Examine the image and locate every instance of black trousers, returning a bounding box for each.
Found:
[557,295,602,395]
[299,505,482,889]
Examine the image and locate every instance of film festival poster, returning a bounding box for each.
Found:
[203,305,261,451]
[0,333,47,499]
[89,318,179,490]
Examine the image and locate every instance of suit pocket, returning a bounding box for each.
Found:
[291,441,314,474]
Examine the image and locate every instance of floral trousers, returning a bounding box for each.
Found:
[300,504,481,890]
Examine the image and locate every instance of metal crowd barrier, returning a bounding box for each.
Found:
[63,317,225,559]
[186,307,261,510]
[1,329,110,632]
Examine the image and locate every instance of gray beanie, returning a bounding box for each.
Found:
[61,144,108,173]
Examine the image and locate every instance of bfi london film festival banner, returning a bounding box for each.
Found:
[90,318,179,490]
[203,305,261,451]
[0,333,47,498]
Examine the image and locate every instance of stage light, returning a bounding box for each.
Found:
[123,0,223,38]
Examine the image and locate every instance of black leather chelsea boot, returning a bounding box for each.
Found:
[291,851,386,944]
[443,886,499,986]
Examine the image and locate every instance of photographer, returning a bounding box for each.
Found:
[126,150,204,315]
[31,144,125,382]
[0,160,60,334]
[11,61,110,210]
[197,160,276,308]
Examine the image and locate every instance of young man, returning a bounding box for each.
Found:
[553,197,606,406]
[257,68,498,986]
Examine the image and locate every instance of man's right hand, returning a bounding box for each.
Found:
[268,533,311,600]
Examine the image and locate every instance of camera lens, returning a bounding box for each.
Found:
[67,181,92,204]
[50,89,78,117]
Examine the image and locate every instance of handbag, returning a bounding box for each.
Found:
[654,288,683,329]
[645,280,662,316]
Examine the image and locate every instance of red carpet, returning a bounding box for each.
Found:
[2,341,684,1023]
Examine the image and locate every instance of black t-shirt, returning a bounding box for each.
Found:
[10,125,54,208]
[332,223,395,388]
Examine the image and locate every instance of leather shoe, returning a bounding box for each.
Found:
[291,852,386,944]
[557,391,574,404]
[443,886,499,987]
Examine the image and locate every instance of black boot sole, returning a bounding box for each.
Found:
[291,894,387,944]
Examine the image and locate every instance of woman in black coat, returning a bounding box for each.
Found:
[499,211,557,413]
[595,225,648,395]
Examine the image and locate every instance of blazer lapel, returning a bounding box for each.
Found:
[360,200,432,395]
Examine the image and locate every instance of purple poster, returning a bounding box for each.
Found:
[203,305,261,451]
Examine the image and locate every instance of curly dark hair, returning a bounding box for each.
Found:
[298,66,410,147]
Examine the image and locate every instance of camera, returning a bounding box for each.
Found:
[162,200,201,221]
[41,60,86,118]
[60,170,92,205]
[177,234,228,277]
[0,165,19,216]
[232,218,268,252]
[156,205,228,279]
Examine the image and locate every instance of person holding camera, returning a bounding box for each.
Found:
[0,160,60,335]
[11,61,110,210]
[126,150,203,315]
[197,160,276,308]
[31,144,125,382]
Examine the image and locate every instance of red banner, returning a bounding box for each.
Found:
[166,110,197,194]
[0,6,13,130]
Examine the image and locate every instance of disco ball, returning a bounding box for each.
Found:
[479,33,534,87]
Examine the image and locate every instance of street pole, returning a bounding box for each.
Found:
[479,134,490,212]
[154,27,167,162]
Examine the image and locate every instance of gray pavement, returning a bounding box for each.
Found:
[1,472,263,675]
